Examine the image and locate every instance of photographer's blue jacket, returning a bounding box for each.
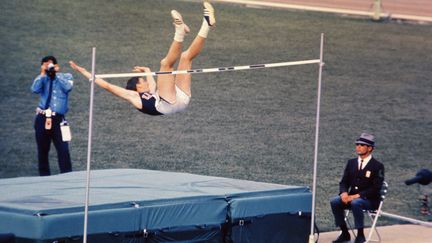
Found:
[31,73,73,115]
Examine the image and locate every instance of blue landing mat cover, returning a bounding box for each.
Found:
[0,169,311,240]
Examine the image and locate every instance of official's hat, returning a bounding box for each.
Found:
[355,133,375,147]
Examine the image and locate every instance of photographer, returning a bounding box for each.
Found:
[31,56,73,176]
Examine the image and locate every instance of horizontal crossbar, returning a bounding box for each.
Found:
[95,59,321,79]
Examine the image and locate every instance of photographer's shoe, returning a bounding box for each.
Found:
[203,1,216,26]
[171,10,190,33]
[332,232,351,243]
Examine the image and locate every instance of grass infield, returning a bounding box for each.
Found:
[0,0,431,232]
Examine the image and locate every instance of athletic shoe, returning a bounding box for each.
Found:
[203,1,216,26]
[171,10,190,33]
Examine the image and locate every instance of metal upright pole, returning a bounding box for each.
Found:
[309,33,324,243]
[373,0,382,21]
[83,47,96,243]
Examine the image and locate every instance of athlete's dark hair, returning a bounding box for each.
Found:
[125,77,139,91]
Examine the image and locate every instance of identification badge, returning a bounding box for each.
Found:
[60,121,72,142]
[365,171,371,178]
[45,108,52,130]
[45,117,52,130]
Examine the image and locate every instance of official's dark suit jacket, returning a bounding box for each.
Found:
[339,157,385,209]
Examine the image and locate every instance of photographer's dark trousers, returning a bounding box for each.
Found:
[34,114,72,176]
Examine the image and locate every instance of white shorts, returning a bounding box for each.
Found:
[155,86,191,115]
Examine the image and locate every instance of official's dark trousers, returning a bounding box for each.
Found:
[34,114,72,176]
[330,196,373,229]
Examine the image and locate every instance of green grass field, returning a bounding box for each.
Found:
[1,0,431,232]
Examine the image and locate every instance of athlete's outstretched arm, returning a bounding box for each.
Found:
[69,61,142,108]
[133,66,156,94]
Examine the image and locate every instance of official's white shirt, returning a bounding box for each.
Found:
[358,155,372,170]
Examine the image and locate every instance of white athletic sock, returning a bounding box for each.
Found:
[198,19,210,38]
[174,24,186,42]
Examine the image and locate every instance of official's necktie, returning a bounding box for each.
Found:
[359,159,364,170]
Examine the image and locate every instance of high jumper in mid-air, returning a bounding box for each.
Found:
[70,1,216,116]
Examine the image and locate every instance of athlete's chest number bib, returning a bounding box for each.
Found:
[141,93,152,100]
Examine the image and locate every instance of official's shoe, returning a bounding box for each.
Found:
[354,235,366,243]
[171,10,190,33]
[203,1,216,26]
[332,232,351,243]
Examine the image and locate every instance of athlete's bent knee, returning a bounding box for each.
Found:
[180,51,192,63]
[160,58,174,71]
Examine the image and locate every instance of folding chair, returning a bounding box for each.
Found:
[344,181,388,243]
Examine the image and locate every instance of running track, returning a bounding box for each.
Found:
[213,0,432,22]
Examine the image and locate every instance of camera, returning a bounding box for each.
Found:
[46,63,56,72]
[46,63,56,80]
[405,168,432,186]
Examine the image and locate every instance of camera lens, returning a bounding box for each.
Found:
[47,63,55,71]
